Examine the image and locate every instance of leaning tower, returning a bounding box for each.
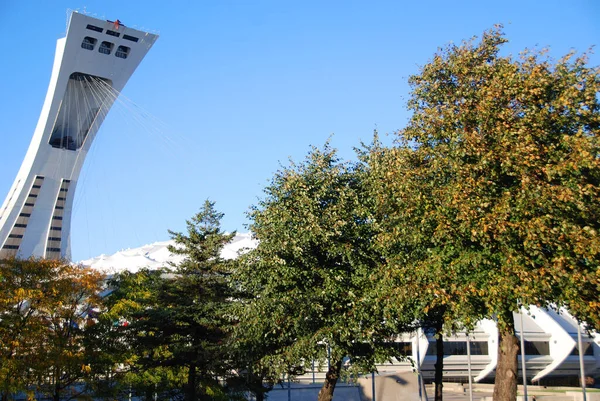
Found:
[0,12,158,260]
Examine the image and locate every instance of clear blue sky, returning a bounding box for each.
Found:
[0,1,598,261]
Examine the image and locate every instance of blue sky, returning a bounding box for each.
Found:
[0,1,598,261]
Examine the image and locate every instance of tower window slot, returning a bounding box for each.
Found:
[106,30,120,37]
[86,24,103,33]
[115,45,130,59]
[49,73,113,151]
[81,36,97,50]
[123,34,139,42]
[99,41,114,55]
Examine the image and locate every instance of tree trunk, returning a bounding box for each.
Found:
[186,364,197,401]
[318,359,342,401]
[493,312,519,401]
[434,320,444,401]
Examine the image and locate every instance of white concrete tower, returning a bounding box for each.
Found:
[0,12,158,260]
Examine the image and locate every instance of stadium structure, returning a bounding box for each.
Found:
[0,12,158,260]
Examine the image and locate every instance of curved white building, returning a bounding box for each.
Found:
[0,12,158,260]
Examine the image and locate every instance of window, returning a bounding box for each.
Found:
[48,73,112,151]
[14,224,27,228]
[115,45,130,59]
[50,227,62,231]
[106,29,120,37]
[123,34,139,42]
[2,245,19,250]
[81,36,97,50]
[524,341,550,356]
[570,343,594,356]
[52,216,63,220]
[99,41,113,55]
[19,213,31,217]
[86,24,103,33]
[8,234,23,239]
[46,247,61,253]
[427,341,489,356]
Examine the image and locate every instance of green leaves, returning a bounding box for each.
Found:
[234,143,411,391]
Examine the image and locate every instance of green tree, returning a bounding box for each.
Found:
[96,269,187,400]
[167,199,237,401]
[235,143,411,401]
[370,26,599,401]
[104,201,237,401]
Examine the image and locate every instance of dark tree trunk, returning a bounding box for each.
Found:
[250,375,267,401]
[318,359,343,401]
[186,364,197,401]
[493,312,519,401]
[434,320,444,401]
[1,391,8,401]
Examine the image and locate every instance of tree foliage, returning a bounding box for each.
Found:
[367,26,599,401]
[0,258,104,401]
[102,200,238,401]
[234,143,412,401]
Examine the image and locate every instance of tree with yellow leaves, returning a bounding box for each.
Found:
[0,258,104,401]
[369,26,599,401]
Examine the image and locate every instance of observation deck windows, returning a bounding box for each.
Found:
[106,29,120,37]
[86,24,103,33]
[81,36,97,50]
[115,46,130,58]
[115,45,130,59]
[123,34,139,42]
[99,41,113,55]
